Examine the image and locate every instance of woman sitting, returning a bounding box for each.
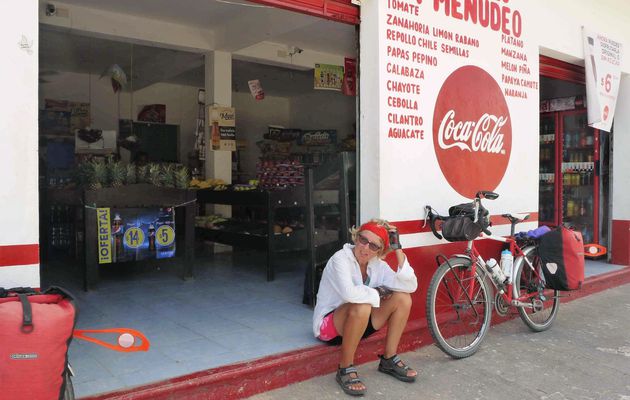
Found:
[312,219,418,396]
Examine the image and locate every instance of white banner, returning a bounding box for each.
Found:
[583,27,623,132]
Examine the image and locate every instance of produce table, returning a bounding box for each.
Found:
[82,184,196,290]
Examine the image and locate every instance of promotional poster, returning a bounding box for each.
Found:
[582,27,623,132]
[97,207,176,264]
[209,106,236,151]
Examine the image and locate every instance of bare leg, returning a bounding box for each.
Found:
[333,303,372,392]
[371,292,417,378]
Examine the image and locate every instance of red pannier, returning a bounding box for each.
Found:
[0,287,76,400]
[537,227,585,290]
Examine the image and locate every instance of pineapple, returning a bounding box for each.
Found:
[148,163,162,186]
[76,161,93,188]
[89,160,108,190]
[137,165,149,184]
[125,163,137,185]
[161,164,176,188]
[108,160,126,188]
[174,166,189,189]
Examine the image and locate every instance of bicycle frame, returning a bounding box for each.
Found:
[447,197,545,310]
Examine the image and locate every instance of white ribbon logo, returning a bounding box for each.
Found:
[438,110,508,154]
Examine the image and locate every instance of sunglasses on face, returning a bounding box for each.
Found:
[356,234,382,252]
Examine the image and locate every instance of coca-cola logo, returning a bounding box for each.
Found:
[433,66,512,199]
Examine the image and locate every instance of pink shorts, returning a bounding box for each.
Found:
[318,311,339,341]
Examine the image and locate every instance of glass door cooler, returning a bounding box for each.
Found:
[559,110,599,244]
[539,109,600,244]
[538,113,558,225]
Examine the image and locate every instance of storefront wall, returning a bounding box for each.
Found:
[1,0,629,291]
[0,1,39,287]
[359,0,630,318]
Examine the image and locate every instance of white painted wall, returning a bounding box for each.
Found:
[233,92,291,181]
[611,74,630,221]
[360,0,541,244]
[359,0,630,239]
[531,0,630,73]
[528,0,630,224]
[40,71,199,162]
[0,0,39,287]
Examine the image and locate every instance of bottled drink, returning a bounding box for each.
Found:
[486,258,507,287]
[211,121,220,150]
[500,249,514,284]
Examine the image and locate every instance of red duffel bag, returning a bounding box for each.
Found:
[537,226,585,290]
[0,286,77,400]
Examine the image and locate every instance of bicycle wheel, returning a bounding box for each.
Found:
[426,257,492,358]
[514,246,559,332]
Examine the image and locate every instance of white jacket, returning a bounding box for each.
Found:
[312,244,418,337]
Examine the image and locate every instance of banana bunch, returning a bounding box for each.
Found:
[213,184,228,191]
[189,178,227,189]
[233,184,257,191]
[195,215,228,229]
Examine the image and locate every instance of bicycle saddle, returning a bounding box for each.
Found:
[476,191,499,200]
[501,213,530,224]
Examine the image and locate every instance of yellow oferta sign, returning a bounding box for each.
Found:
[97,208,112,264]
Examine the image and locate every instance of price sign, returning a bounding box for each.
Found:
[124,227,145,249]
[156,225,175,246]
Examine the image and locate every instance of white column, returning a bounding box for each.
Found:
[358,1,383,223]
[204,52,232,252]
[0,1,39,287]
[204,51,233,184]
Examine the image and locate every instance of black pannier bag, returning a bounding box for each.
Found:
[440,203,490,242]
[537,226,585,290]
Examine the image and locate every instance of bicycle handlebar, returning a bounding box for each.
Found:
[424,206,445,240]
[424,194,495,240]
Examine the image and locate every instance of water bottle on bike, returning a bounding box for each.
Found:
[501,249,514,284]
[485,258,507,288]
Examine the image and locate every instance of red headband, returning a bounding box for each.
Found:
[358,222,389,250]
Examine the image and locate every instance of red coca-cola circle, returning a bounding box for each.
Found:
[432,65,512,199]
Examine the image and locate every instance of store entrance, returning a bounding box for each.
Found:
[38,1,358,396]
[539,72,612,261]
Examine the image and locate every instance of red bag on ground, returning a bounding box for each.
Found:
[538,227,585,290]
[0,287,76,400]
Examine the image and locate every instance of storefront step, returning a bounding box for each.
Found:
[81,266,630,400]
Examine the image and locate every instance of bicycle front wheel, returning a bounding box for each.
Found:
[514,246,559,332]
[426,257,492,358]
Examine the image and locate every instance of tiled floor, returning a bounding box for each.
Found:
[41,253,626,398]
[43,250,318,398]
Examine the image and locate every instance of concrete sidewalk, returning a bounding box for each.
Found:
[250,284,630,400]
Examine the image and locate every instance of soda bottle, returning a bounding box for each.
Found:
[148,224,156,252]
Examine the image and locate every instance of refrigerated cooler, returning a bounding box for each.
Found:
[539,109,600,244]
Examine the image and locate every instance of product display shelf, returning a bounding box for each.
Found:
[83,184,196,290]
[195,187,308,281]
[304,152,356,306]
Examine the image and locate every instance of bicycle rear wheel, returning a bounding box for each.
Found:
[514,246,559,332]
[426,257,492,358]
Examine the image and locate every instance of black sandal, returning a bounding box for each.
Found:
[377,354,417,383]
[336,365,366,396]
